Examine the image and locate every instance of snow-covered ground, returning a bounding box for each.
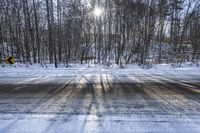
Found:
[0,63,200,133]
[0,63,200,77]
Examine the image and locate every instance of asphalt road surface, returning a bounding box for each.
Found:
[0,74,200,133]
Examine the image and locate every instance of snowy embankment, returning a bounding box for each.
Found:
[0,63,200,77]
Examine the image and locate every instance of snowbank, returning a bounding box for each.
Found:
[0,63,200,77]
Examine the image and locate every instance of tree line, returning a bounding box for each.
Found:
[0,0,199,67]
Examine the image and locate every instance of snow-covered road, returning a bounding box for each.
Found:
[0,74,200,133]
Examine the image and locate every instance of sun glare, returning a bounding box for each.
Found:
[94,8,103,17]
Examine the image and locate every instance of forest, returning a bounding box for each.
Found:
[0,0,200,68]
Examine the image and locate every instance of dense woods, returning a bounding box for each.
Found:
[0,0,199,68]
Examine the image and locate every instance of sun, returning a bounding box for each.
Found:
[94,7,103,17]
